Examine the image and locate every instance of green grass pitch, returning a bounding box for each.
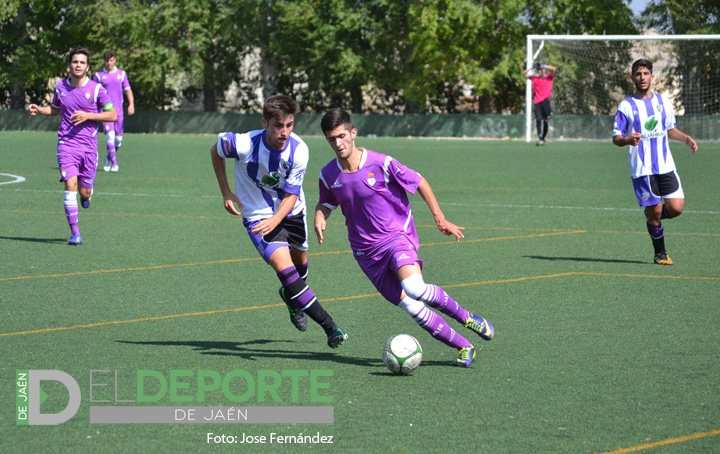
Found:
[1,130,718,453]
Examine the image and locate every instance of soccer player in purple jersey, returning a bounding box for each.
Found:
[612,59,698,265]
[210,95,347,349]
[315,108,494,367]
[94,50,135,172]
[28,47,117,245]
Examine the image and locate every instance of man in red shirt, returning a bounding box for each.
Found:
[523,62,557,146]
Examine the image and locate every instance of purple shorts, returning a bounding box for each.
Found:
[632,171,684,207]
[354,234,423,305]
[103,112,125,136]
[57,144,98,189]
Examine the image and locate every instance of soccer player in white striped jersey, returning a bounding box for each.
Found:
[210,95,347,348]
[612,58,698,265]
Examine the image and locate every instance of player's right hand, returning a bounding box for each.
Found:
[314,218,326,245]
[626,132,642,146]
[223,193,242,216]
[28,104,39,115]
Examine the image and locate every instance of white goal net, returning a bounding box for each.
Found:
[525,34,720,141]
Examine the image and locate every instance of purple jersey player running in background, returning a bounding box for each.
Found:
[94,50,134,173]
[612,58,698,265]
[315,108,494,367]
[29,47,117,245]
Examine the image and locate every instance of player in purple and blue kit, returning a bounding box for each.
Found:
[29,47,117,245]
[94,50,135,173]
[315,108,494,367]
[210,95,347,349]
[613,59,698,265]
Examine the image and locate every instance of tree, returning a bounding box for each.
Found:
[643,0,720,114]
[0,1,81,108]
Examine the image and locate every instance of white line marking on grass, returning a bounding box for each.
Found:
[0,173,26,185]
[2,188,217,199]
[444,202,720,215]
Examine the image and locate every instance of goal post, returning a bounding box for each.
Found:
[525,34,720,142]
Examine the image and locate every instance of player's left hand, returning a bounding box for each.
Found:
[437,219,465,242]
[70,111,90,125]
[685,135,698,154]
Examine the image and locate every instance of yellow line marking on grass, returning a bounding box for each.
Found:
[0,303,286,337]
[1,232,579,282]
[0,273,573,337]
[7,271,715,338]
[598,428,720,454]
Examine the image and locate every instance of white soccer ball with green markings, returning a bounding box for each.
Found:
[382,334,423,375]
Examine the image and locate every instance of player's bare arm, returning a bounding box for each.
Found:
[613,133,641,147]
[28,104,60,116]
[251,193,298,237]
[416,176,465,242]
[668,128,698,154]
[314,203,332,245]
[210,143,242,216]
[126,89,135,115]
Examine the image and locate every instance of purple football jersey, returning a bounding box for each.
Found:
[51,78,114,149]
[93,68,131,113]
[318,149,422,254]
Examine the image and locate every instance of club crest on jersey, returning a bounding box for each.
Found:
[60,168,67,178]
[367,172,376,186]
[85,91,91,99]
[641,192,650,201]
[281,160,290,171]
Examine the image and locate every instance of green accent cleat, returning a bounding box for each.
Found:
[465,312,494,341]
[327,327,348,349]
[279,288,307,331]
[453,346,475,367]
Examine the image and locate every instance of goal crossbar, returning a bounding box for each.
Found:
[525,34,720,142]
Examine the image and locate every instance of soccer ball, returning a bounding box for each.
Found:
[382,334,423,375]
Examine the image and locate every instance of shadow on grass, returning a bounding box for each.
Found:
[0,235,67,244]
[523,255,646,264]
[117,339,382,367]
[117,339,455,370]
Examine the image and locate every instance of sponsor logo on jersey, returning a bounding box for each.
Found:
[397,253,410,262]
[331,180,342,188]
[644,115,658,132]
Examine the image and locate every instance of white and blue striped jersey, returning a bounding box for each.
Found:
[613,92,678,179]
[216,130,308,222]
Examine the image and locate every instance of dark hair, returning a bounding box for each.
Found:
[631,58,653,74]
[320,108,353,134]
[103,50,116,61]
[532,62,542,71]
[262,95,299,122]
[68,47,90,65]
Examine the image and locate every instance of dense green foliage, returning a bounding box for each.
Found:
[1,0,714,113]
